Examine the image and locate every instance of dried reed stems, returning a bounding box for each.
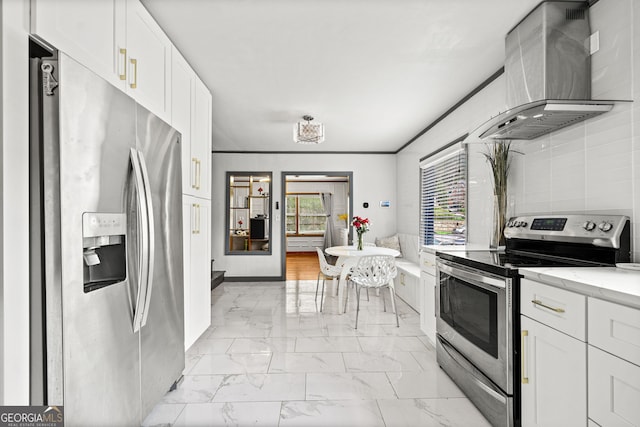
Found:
[483,141,514,247]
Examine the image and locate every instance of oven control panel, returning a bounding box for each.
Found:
[504,214,630,248]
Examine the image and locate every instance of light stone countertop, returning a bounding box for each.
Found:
[519,267,640,310]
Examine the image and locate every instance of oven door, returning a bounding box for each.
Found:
[436,258,512,393]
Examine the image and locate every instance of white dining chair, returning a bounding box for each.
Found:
[315,248,343,311]
[344,255,399,329]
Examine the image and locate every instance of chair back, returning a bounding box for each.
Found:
[350,255,397,287]
[316,248,338,276]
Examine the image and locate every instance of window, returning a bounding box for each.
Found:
[420,140,467,246]
[286,194,326,235]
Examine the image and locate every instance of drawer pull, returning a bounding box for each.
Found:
[531,299,565,313]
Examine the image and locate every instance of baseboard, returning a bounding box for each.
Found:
[224,275,285,282]
[211,270,225,290]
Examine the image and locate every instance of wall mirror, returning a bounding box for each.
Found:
[225,172,272,255]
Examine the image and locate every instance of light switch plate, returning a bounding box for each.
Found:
[590,31,600,55]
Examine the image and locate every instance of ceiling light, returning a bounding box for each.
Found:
[293,115,324,144]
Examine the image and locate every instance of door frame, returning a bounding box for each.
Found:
[280,171,353,279]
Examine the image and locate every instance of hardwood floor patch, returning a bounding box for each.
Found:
[286,252,320,280]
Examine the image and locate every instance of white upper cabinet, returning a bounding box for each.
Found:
[191,78,212,199]
[171,49,212,199]
[30,0,127,89]
[171,49,195,195]
[31,0,172,123]
[125,0,172,122]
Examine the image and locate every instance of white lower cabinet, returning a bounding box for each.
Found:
[394,270,418,311]
[183,196,211,350]
[520,315,587,427]
[419,251,437,346]
[521,277,640,427]
[588,297,640,427]
[588,345,640,427]
[420,271,436,345]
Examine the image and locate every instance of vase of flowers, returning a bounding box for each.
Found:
[351,216,370,250]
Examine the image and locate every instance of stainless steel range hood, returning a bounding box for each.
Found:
[466,1,621,142]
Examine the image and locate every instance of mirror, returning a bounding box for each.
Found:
[225,172,272,254]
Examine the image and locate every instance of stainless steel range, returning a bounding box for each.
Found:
[435,214,631,427]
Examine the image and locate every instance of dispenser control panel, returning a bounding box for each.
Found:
[82,212,126,238]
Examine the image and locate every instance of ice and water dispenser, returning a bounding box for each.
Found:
[82,212,127,292]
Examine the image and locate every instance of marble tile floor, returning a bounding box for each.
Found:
[143,280,491,427]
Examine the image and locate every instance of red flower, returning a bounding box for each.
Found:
[351,216,370,232]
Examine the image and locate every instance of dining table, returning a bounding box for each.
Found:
[324,245,401,313]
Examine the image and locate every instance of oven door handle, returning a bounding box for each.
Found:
[437,259,506,290]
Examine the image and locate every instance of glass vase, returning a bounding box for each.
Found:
[490,193,507,249]
[357,232,364,250]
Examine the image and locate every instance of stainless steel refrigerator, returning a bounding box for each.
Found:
[29,46,184,426]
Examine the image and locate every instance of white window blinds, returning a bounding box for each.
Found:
[420,143,467,246]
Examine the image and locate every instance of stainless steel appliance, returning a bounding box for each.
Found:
[29,46,185,426]
[466,1,627,142]
[435,214,630,426]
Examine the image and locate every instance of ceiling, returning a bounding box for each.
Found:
[142,0,541,153]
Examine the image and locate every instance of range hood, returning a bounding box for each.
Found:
[466,1,620,142]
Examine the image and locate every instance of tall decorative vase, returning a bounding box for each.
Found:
[483,141,516,249]
[357,232,364,250]
[491,193,507,248]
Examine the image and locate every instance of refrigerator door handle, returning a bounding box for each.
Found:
[137,150,155,329]
[129,148,150,332]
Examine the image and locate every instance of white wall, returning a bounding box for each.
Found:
[212,153,397,278]
[397,0,640,261]
[1,0,30,404]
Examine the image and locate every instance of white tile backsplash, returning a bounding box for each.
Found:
[591,0,633,100]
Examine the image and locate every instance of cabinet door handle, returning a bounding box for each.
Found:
[196,204,201,234]
[531,299,565,313]
[129,58,138,89]
[191,157,198,189]
[191,203,197,234]
[119,48,127,80]
[521,330,529,384]
[195,159,201,190]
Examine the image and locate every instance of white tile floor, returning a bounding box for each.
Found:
[142,280,491,426]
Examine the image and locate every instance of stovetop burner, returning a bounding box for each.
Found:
[438,249,611,277]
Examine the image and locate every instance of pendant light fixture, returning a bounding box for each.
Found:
[293,115,324,144]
